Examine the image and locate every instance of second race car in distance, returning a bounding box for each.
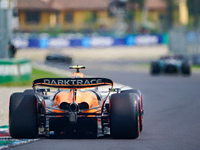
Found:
[45,53,73,64]
[150,55,191,75]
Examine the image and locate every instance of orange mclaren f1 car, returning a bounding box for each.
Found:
[9,66,143,139]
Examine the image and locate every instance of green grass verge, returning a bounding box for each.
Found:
[0,64,199,87]
[192,65,200,69]
[0,67,64,87]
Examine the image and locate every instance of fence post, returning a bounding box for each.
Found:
[0,0,13,58]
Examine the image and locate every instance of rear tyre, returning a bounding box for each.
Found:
[150,62,160,75]
[23,89,34,95]
[121,89,143,132]
[181,63,191,75]
[109,92,140,139]
[9,93,38,138]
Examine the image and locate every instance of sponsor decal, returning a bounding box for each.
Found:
[90,37,114,47]
[135,35,159,45]
[43,78,103,85]
[49,38,70,48]
[12,38,29,49]
[33,78,113,88]
[0,65,18,76]
[12,34,166,48]
[20,63,32,75]
[0,63,32,76]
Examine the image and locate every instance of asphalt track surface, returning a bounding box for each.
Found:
[9,61,200,150]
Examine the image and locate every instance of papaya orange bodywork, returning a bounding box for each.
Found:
[71,72,84,78]
[53,90,99,113]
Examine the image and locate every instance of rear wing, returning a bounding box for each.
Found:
[33,77,113,89]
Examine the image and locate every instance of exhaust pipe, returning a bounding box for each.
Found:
[59,102,70,110]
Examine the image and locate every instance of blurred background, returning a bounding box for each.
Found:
[1,1,200,149]
[0,0,200,84]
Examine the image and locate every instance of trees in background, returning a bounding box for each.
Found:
[110,0,200,33]
[165,0,200,30]
[187,0,199,30]
[126,0,144,33]
[165,0,174,31]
